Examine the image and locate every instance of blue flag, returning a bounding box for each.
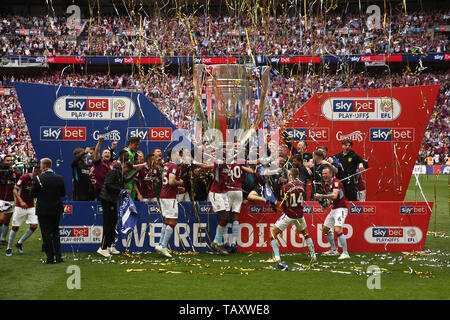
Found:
[256,165,276,205]
[117,189,139,237]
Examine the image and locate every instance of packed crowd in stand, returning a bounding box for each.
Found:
[1,68,448,166]
[0,10,449,57]
[0,8,449,167]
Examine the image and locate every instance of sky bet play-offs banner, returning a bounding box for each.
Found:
[282,84,440,202]
[13,82,191,198]
[13,82,435,254]
[58,201,432,253]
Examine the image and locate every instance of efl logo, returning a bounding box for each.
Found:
[40,126,86,141]
[369,128,414,142]
[349,205,376,214]
[332,100,375,112]
[400,206,427,214]
[284,128,329,142]
[63,205,73,214]
[127,127,172,141]
[65,98,109,111]
[372,227,403,238]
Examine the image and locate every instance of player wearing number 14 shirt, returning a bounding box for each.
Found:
[270,168,316,270]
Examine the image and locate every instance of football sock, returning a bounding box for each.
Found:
[18,228,35,244]
[231,220,239,245]
[305,237,315,254]
[338,233,348,254]
[161,225,173,249]
[325,232,337,251]
[270,240,280,262]
[1,224,8,241]
[159,224,167,246]
[7,229,16,250]
[214,225,226,245]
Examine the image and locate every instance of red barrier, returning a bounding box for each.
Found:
[282,85,440,201]
[238,201,432,252]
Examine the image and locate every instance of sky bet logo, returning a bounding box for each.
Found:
[40,126,86,141]
[65,98,109,111]
[248,205,275,214]
[349,205,376,214]
[332,100,375,112]
[369,128,414,142]
[400,206,427,214]
[372,227,403,238]
[284,127,329,142]
[60,227,89,238]
[127,127,172,141]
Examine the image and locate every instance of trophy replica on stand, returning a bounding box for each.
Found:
[193,64,270,149]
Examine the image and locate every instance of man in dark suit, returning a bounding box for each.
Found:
[30,158,66,264]
[333,139,369,201]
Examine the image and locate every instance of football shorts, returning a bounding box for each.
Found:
[208,191,229,213]
[274,214,307,233]
[324,207,348,229]
[227,190,243,213]
[160,198,179,219]
[12,207,38,226]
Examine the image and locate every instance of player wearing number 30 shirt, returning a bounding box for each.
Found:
[270,168,316,270]
[225,158,254,253]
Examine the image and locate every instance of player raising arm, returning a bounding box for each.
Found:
[314,165,350,260]
[270,168,316,271]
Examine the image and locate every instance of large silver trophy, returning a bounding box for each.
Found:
[193,64,270,146]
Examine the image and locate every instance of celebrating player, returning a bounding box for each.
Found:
[225,143,255,253]
[135,153,161,202]
[206,149,231,255]
[270,168,316,271]
[314,165,350,260]
[155,148,184,258]
[0,155,20,246]
[6,166,41,256]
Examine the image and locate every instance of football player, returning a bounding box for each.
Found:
[314,165,350,260]
[155,149,185,258]
[6,166,41,256]
[224,143,255,253]
[270,168,316,270]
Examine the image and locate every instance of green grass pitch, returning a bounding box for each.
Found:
[1,174,448,300]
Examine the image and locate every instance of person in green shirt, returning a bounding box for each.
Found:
[123,137,141,200]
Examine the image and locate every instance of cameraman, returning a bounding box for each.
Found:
[0,155,20,246]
